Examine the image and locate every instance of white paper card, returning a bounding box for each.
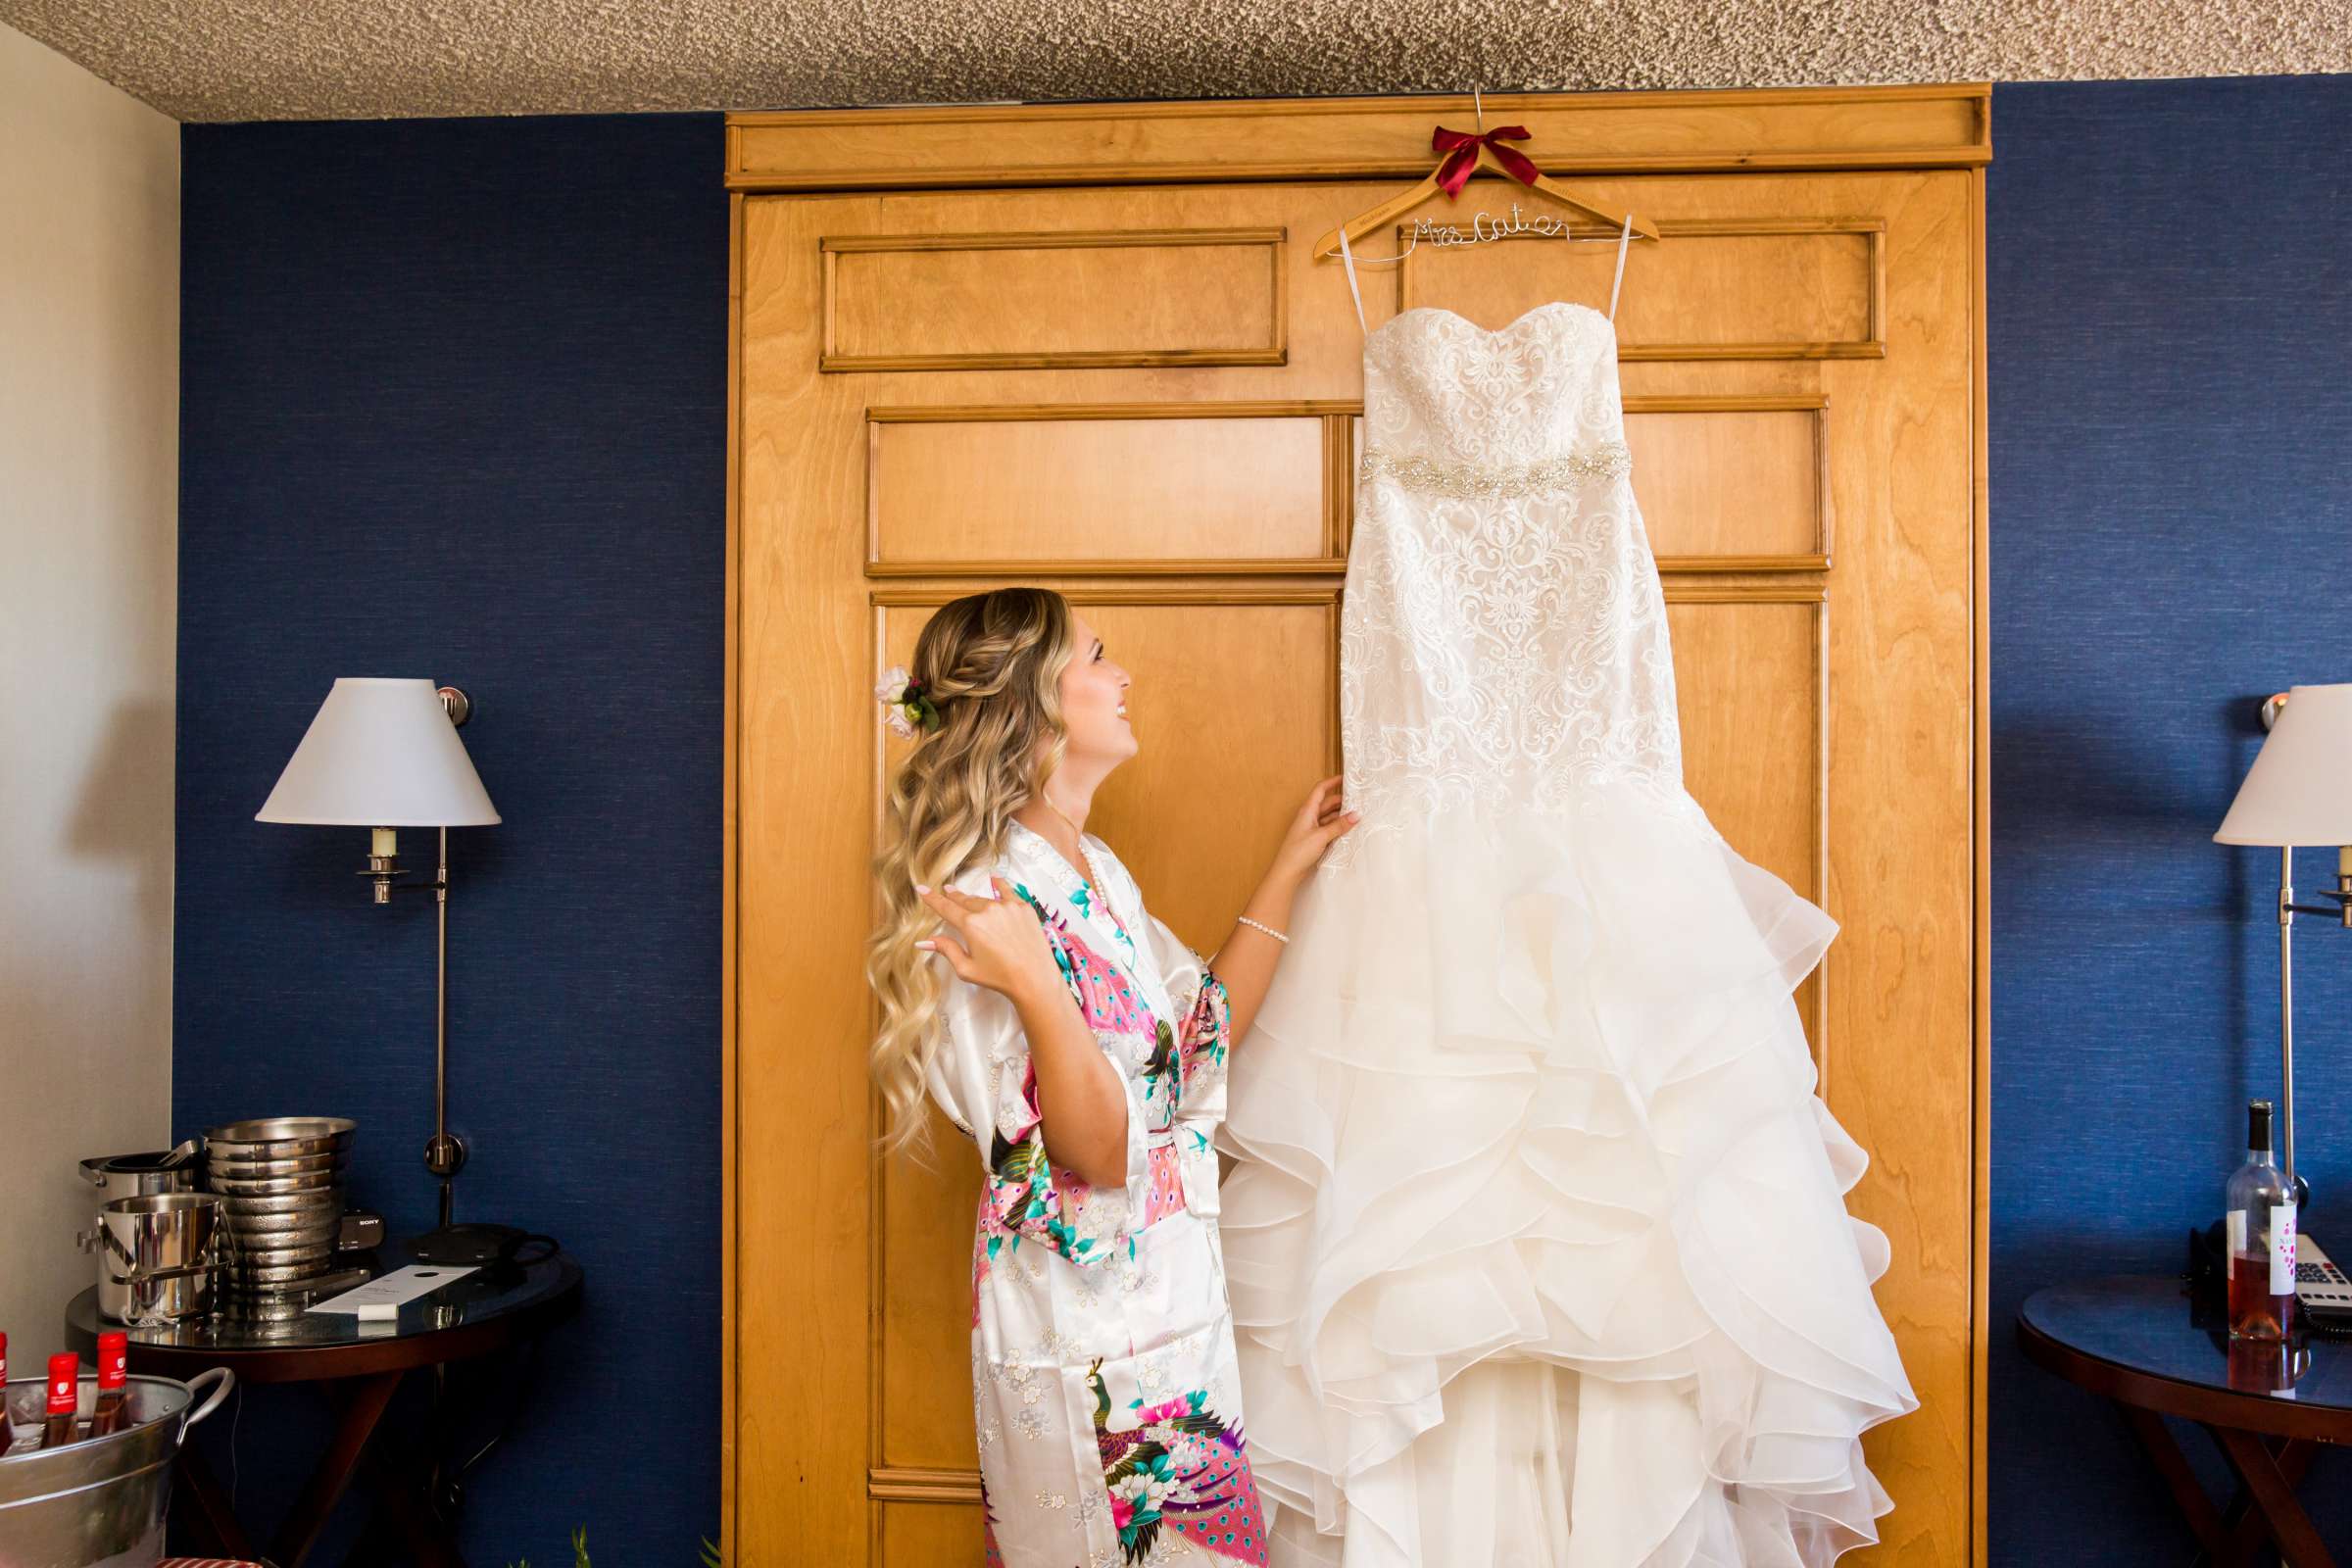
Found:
[308,1263,479,1320]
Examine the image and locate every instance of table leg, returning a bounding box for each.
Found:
[356,1445,466,1568]
[2209,1425,2336,1568]
[2123,1404,2228,1555]
[2208,1440,2317,1568]
[171,1435,257,1558]
[268,1369,404,1568]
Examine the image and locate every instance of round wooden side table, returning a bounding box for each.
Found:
[2019,1273,2352,1568]
[67,1251,582,1568]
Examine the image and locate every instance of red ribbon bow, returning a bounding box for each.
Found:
[1433,123,1541,198]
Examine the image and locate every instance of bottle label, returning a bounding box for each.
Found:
[99,1344,126,1388]
[2273,1201,2299,1296]
[2230,1208,2248,1257]
[46,1360,76,1416]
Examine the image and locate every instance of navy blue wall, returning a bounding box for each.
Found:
[174,113,726,1562]
[1989,75,2352,1562]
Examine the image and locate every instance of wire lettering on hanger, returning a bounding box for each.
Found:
[1410,202,1582,247]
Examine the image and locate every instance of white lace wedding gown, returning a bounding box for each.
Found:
[1217,257,1918,1568]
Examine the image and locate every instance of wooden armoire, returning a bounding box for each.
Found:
[721,84,1991,1566]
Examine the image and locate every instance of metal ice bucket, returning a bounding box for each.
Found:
[76,1194,230,1327]
[76,1152,198,1210]
[0,1366,231,1568]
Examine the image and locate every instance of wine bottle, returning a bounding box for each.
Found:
[87,1332,128,1437]
[37,1352,80,1448]
[2228,1099,2298,1341]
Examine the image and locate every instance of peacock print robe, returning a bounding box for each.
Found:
[928,821,1269,1568]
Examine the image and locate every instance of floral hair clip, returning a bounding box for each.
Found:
[875,665,943,738]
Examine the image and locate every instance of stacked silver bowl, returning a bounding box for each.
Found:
[203,1117,354,1317]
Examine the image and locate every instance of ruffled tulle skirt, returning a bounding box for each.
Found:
[1217,780,1917,1568]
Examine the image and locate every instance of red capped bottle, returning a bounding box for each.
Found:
[37,1352,80,1448]
[88,1332,128,1437]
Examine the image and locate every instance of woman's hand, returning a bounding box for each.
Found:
[1264,774,1360,889]
[916,878,1064,1005]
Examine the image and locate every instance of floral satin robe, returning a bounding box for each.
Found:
[928,822,1269,1568]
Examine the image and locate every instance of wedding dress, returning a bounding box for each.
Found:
[1216,225,1918,1568]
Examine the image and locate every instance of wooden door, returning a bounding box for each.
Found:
[726,88,1990,1567]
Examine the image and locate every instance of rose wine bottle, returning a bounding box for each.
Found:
[2228,1099,2297,1341]
[87,1332,128,1437]
[37,1352,80,1448]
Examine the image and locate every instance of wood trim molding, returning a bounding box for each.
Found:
[870,1466,983,1504]
[865,399,1359,422]
[728,83,1991,191]
[866,558,1350,579]
[718,188,745,1566]
[1661,582,1827,605]
[1968,160,1993,1568]
[871,586,1343,609]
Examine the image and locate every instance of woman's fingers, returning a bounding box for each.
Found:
[915,929,975,980]
[914,881,1002,928]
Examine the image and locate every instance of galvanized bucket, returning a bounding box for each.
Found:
[0,1366,232,1568]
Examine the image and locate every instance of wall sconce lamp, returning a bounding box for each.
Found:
[255,678,500,1231]
[2215,683,2352,1206]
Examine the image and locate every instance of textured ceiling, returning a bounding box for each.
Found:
[4,0,2347,122]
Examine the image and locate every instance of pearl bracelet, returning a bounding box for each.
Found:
[1236,915,1290,945]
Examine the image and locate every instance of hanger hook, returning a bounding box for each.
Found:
[1473,86,1485,133]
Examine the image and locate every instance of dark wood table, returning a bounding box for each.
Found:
[68,1252,581,1568]
[2019,1274,2350,1568]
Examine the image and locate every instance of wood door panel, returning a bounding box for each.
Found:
[732,110,1986,1564]
[822,228,1288,370]
[867,406,1337,571]
[877,594,1339,947]
[1627,399,1828,564]
[1669,592,1830,1064]
[877,1496,984,1560]
[1399,219,1884,358]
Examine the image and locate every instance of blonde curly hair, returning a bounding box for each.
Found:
[865,587,1077,1152]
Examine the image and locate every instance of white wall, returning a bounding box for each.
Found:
[0,22,178,1370]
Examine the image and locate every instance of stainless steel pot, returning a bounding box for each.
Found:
[0,1367,231,1568]
[78,1194,230,1327]
[202,1116,355,1158]
[76,1152,197,1209]
[205,1168,344,1197]
[204,1149,347,1179]
[214,1190,342,1217]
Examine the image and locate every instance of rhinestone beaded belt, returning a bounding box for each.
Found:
[1358,441,1633,498]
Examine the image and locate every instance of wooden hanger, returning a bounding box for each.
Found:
[1311,96,1659,260]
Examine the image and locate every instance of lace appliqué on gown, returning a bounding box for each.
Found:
[1330,303,1705,867]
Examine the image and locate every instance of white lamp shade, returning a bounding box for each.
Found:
[2215,682,2352,846]
[256,678,501,827]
